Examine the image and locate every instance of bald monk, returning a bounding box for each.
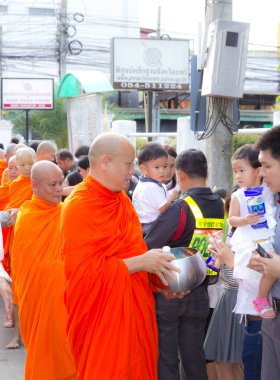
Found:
[1,143,17,185]
[11,161,76,380]
[0,156,19,210]
[61,133,179,380]
[0,156,19,327]
[3,147,36,348]
[36,140,57,161]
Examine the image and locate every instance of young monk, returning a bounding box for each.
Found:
[60,133,179,380]
[11,161,76,380]
[3,146,36,348]
[36,140,57,162]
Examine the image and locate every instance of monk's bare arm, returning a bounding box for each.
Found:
[123,249,180,286]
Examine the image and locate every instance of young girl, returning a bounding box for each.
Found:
[229,144,276,319]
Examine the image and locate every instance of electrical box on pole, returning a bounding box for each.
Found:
[201,20,250,98]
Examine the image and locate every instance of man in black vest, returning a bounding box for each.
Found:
[145,149,224,380]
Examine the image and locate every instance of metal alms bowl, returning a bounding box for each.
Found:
[149,247,207,292]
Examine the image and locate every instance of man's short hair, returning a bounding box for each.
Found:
[78,155,89,170]
[56,149,73,161]
[74,145,90,159]
[137,143,167,166]
[11,137,19,144]
[175,149,208,178]
[255,126,280,162]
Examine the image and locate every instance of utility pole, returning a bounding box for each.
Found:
[205,0,233,190]
[146,6,161,138]
[59,0,68,79]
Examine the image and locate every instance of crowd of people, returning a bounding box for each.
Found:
[0,127,280,380]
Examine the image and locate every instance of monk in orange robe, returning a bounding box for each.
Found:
[3,147,36,348]
[0,155,7,183]
[11,161,76,380]
[61,133,178,380]
[1,143,18,185]
[0,156,19,210]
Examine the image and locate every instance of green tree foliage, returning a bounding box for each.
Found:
[11,98,68,148]
[233,133,258,151]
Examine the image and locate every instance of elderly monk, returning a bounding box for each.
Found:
[3,147,36,348]
[36,140,57,162]
[61,133,179,380]
[11,161,76,380]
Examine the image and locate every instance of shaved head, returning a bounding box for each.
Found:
[88,133,135,192]
[37,141,57,161]
[89,133,134,165]
[16,147,36,162]
[16,147,36,177]
[32,160,62,183]
[31,161,63,205]
[5,143,17,162]
[15,143,28,151]
[8,155,19,181]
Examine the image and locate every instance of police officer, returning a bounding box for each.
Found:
[145,149,224,380]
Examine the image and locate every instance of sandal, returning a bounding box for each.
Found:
[252,298,276,319]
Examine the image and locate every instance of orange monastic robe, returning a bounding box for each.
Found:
[2,176,33,274]
[0,180,10,210]
[11,195,76,380]
[1,167,9,186]
[0,159,7,184]
[61,176,158,380]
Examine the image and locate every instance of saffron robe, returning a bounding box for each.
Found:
[2,176,33,274]
[1,167,9,186]
[0,180,10,210]
[12,195,76,380]
[0,160,7,184]
[61,176,158,380]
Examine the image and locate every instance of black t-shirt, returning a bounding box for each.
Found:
[145,187,224,250]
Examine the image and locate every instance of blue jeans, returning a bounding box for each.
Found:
[242,320,262,380]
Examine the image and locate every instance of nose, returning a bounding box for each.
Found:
[259,167,265,178]
[130,165,135,175]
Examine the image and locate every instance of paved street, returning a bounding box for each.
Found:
[0,299,25,379]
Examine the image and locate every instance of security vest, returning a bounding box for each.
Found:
[183,195,224,276]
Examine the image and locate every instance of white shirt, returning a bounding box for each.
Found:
[231,184,276,315]
[132,177,167,224]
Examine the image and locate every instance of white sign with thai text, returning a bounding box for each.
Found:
[111,38,189,91]
[1,78,54,110]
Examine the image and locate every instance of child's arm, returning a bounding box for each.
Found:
[228,195,260,227]
[159,189,179,213]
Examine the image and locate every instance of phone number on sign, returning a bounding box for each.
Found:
[119,82,185,90]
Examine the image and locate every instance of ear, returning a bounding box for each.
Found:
[100,154,112,170]
[31,179,38,194]
[139,163,148,176]
[176,169,187,183]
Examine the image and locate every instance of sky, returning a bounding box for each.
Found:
[138,0,280,51]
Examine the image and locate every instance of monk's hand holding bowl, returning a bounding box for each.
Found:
[141,249,181,287]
